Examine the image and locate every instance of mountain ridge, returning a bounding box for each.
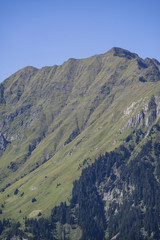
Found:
[3,47,160,83]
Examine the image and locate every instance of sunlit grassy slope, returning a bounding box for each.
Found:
[0,47,160,221]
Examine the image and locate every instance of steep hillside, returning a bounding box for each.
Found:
[0,47,160,225]
[1,123,160,239]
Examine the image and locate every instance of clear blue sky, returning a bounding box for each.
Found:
[1,0,160,82]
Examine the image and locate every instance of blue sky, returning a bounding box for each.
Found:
[1,0,160,82]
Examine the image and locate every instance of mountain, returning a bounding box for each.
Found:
[0,47,160,239]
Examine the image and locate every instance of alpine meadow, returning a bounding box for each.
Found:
[0,47,160,239]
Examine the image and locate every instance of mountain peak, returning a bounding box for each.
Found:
[109,47,138,59]
[1,47,160,238]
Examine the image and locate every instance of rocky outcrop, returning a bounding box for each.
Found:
[0,134,9,152]
[145,95,160,127]
[124,111,145,129]
[123,95,160,132]
[112,47,138,59]
[6,104,32,122]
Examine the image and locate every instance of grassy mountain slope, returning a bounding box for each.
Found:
[2,122,160,239]
[0,47,160,222]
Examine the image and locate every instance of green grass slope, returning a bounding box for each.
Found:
[0,47,160,222]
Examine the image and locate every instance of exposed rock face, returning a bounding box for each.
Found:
[124,111,145,129]
[123,95,160,131]
[0,134,8,152]
[103,184,135,213]
[112,47,138,59]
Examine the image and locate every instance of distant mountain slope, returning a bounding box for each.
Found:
[0,47,160,226]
